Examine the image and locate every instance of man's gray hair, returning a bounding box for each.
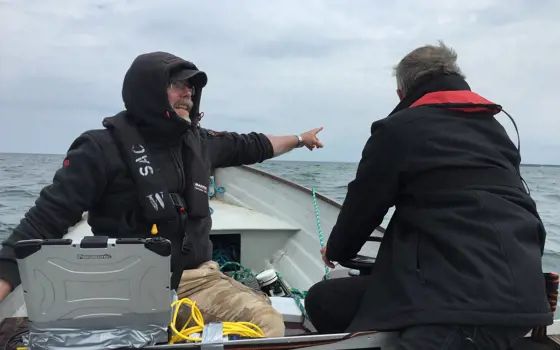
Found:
[393,41,465,97]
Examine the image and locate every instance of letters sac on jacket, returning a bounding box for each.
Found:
[132,144,154,177]
[131,143,170,212]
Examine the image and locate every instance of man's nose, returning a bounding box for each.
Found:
[183,88,192,98]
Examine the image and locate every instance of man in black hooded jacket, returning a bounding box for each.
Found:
[303,42,552,349]
[0,51,324,337]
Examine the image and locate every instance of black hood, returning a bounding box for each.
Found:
[120,51,207,141]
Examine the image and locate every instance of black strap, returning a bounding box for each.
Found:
[103,112,178,223]
[402,167,525,195]
[170,133,211,290]
[181,130,210,218]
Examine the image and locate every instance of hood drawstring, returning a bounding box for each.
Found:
[194,111,204,129]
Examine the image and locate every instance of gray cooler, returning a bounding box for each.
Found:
[15,235,173,349]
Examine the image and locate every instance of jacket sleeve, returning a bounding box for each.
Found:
[0,132,108,290]
[326,122,402,262]
[202,129,274,169]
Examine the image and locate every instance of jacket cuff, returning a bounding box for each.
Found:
[0,260,21,291]
[258,133,275,160]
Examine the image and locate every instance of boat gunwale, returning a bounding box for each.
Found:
[240,164,386,234]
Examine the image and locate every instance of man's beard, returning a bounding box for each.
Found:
[174,98,194,121]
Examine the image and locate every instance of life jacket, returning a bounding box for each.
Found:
[102,111,211,289]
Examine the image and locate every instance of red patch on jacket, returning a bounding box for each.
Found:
[206,129,224,137]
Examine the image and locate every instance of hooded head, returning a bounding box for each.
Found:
[121,51,208,141]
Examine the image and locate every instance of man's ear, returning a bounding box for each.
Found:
[397,89,404,101]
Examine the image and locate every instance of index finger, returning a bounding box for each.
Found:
[312,127,324,134]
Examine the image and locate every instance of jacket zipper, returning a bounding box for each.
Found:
[416,233,425,284]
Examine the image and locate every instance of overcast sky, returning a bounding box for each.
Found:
[0,0,558,164]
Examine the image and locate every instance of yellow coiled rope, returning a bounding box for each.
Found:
[169,297,265,344]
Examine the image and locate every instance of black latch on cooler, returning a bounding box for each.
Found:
[80,236,109,249]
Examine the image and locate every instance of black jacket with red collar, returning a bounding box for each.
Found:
[326,74,552,330]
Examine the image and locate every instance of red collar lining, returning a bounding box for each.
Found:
[410,90,501,114]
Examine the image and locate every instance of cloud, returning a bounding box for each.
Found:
[0,0,558,164]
